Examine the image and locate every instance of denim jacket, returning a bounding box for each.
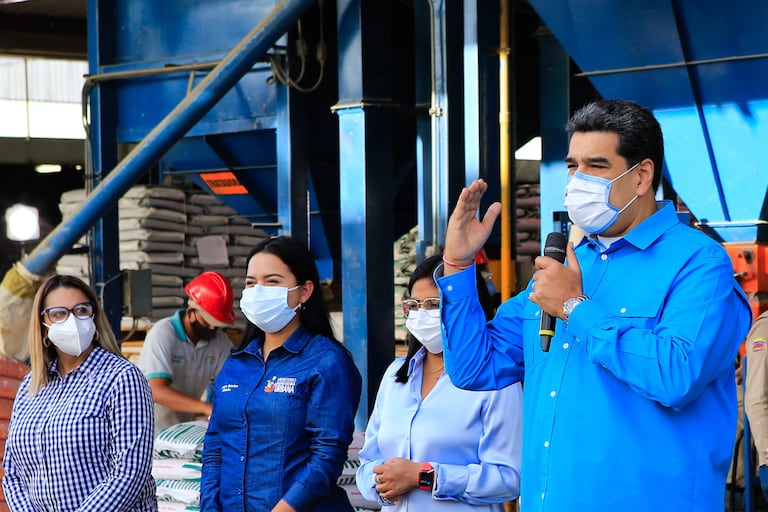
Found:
[200,326,362,511]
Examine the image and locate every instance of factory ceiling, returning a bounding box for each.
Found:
[0,0,86,60]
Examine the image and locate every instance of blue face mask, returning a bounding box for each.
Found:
[240,285,301,333]
[563,162,640,234]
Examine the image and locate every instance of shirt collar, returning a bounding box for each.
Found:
[406,346,429,378]
[48,345,107,379]
[623,200,678,250]
[577,200,678,252]
[170,309,189,341]
[240,325,311,357]
[170,308,209,347]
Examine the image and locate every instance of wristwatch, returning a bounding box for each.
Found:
[563,294,589,325]
[418,462,435,491]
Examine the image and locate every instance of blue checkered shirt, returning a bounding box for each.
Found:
[2,347,157,511]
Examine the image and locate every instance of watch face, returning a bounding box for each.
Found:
[418,469,434,488]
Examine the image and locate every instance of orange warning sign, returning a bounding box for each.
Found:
[200,171,248,195]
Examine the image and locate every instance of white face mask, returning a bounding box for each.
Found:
[45,315,96,357]
[406,309,443,354]
[563,162,639,234]
[240,285,301,333]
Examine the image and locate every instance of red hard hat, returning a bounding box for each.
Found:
[474,248,489,265]
[184,271,236,327]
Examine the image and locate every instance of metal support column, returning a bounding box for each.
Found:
[334,0,396,430]
[86,0,122,335]
[276,72,309,241]
[536,27,570,241]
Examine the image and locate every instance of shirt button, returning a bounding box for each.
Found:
[535,310,540,317]
[620,307,627,313]
[541,492,545,500]
[601,254,608,260]
[562,342,569,349]
[240,456,245,462]
[544,441,550,448]
[550,391,556,397]
[446,285,454,291]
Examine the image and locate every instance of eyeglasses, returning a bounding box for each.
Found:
[41,302,95,324]
[402,297,440,317]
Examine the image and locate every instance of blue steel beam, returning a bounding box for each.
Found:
[86,0,122,335]
[335,0,396,430]
[527,0,768,243]
[23,0,317,276]
[537,29,570,242]
[276,70,309,243]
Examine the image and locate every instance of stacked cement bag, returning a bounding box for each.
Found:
[55,188,91,281]
[152,420,207,511]
[185,192,267,330]
[119,186,201,321]
[515,183,541,285]
[0,357,30,512]
[55,185,268,330]
[392,226,419,342]
[342,431,381,511]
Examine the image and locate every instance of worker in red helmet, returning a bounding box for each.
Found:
[138,271,236,432]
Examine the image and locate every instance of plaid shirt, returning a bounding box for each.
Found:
[2,347,157,511]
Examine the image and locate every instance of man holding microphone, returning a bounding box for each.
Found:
[437,99,751,511]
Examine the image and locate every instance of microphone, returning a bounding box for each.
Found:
[539,232,567,352]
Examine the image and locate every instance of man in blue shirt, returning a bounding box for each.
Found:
[437,99,751,511]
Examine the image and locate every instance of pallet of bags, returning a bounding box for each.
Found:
[156,500,200,512]
[119,185,204,323]
[341,431,380,511]
[152,420,208,509]
[185,192,268,330]
[55,188,90,281]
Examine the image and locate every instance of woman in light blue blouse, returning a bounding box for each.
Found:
[356,254,522,510]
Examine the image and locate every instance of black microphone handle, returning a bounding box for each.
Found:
[539,231,568,352]
[540,311,556,351]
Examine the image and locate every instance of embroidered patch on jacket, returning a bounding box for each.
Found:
[221,384,239,393]
[264,376,296,393]
[753,338,767,351]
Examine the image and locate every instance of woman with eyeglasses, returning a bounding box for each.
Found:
[356,254,522,510]
[2,274,157,511]
[201,236,362,512]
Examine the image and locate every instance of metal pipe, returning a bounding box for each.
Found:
[23,0,316,276]
[575,51,768,77]
[427,0,449,249]
[85,61,221,84]
[499,0,512,300]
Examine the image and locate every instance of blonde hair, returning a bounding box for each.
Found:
[28,274,125,395]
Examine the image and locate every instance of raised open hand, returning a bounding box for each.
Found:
[444,179,501,273]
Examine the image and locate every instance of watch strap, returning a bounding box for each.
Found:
[418,462,434,491]
[563,294,589,325]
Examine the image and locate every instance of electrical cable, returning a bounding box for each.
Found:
[266,0,326,93]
